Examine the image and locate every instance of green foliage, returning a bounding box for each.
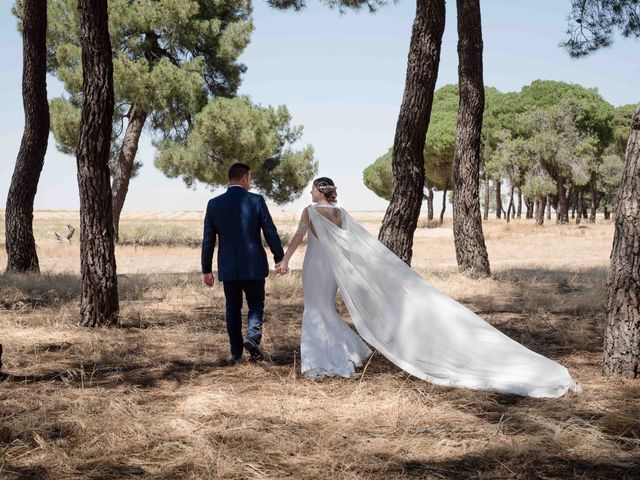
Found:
[268,0,388,13]
[524,100,598,184]
[49,98,80,156]
[364,84,505,200]
[598,153,625,206]
[563,0,640,57]
[521,161,556,200]
[486,80,617,201]
[488,131,533,189]
[424,84,457,191]
[518,80,614,149]
[42,0,253,148]
[22,0,315,202]
[482,90,524,161]
[610,104,637,156]
[365,79,626,208]
[155,96,317,204]
[363,149,393,200]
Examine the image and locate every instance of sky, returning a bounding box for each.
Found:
[0,1,639,213]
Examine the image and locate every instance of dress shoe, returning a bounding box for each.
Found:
[243,338,264,362]
[223,357,241,366]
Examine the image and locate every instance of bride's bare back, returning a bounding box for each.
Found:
[297,204,343,239]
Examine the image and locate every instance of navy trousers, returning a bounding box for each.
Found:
[222,279,266,360]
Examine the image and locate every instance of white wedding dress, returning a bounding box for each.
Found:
[297,204,581,398]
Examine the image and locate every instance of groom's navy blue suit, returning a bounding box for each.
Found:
[202,185,284,360]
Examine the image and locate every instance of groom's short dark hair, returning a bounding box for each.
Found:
[228,163,251,181]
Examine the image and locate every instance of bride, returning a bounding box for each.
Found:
[275,177,581,398]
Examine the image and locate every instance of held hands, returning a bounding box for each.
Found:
[202,272,215,287]
[275,260,290,275]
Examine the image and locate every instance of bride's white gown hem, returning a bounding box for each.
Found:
[300,204,372,379]
[297,204,581,398]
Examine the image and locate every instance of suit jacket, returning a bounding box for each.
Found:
[201,186,284,282]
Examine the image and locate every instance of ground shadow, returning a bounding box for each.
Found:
[0,272,203,310]
[365,448,640,479]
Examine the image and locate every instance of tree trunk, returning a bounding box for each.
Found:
[378,0,446,265]
[603,105,640,377]
[604,206,611,220]
[483,173,490,220]
[505,185,515,223]
[495,179,502,219]
[527,197,534,219]
[569,186,575,219]
[556,176,569,224]
[590,180,599,223]
[452,0,490,278]
[516,188,522,219]
[424,186,434,221]
[510,191,515,218]
[527,200,533,218]
[76,0,119,327]
[536,196,546,226]
[5,0,49,273]
[111,106,148,242]
[576,190,582,225]
[547,195,551,220]
[439,187,447,224]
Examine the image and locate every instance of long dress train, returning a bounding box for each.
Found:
[298,204,581,398]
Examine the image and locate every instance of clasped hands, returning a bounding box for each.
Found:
[275,260,290,275]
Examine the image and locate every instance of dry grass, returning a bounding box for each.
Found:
[1,211,639,479]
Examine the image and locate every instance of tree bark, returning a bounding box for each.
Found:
[604,206,611,220]
[111,106,148,242]
[590,180,599,223]
[569,186,575,219]
[483,174,490,220]
[536,196,546,226]
[507,185,515,222]
[5,0,49,273]
[556,176,569,224]
[547,195,551,220]
[452,0,490,278]
[516,188,522,219]
[526,197,534,219]
[439,187,447,224]
[603,105,640,378]
[76,0,119,327]
[495,179,502,219]
[576,190,582,225]
[378,0,446,265]
[424,186,434,221]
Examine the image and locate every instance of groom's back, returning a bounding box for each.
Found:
[206,187,269,281]
[213,188,259,235]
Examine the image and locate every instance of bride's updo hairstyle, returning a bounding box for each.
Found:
[314,177,338,203]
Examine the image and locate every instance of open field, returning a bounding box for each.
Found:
[1,210,639,479]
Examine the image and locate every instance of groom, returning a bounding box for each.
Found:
[201,163,284,364]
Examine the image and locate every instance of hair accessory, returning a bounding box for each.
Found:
[316,181,337,193]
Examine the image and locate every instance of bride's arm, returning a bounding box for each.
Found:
[276,207,309,274]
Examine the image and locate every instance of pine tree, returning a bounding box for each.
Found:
[76,0,119,327]
[5,0,49,273]
[43,0,254,239]
[563,0,640,377]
